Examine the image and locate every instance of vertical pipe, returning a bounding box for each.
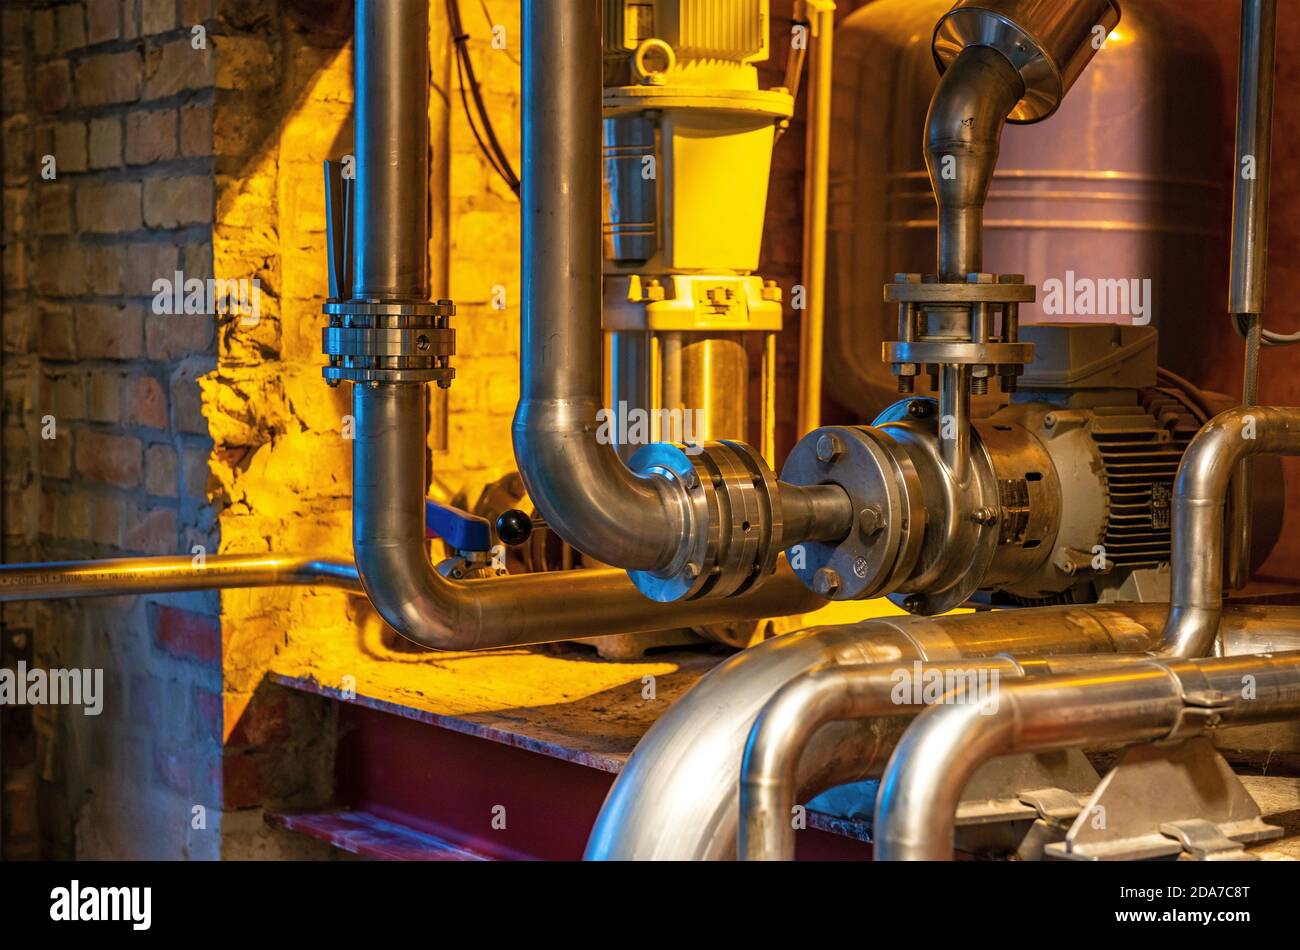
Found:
[796,1,835,437]
[353,0,430,300]
[939,364,970,483]
[1228,0,1277,589]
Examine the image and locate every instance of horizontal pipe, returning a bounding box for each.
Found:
[0,554,363,601]
[874,651,1300,860]
[1161,407,1300,657]
[586,601,1300,859]
[355,383,821,651]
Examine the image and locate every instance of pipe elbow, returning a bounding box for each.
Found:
[353,537,480,652]
[512,397,683,571]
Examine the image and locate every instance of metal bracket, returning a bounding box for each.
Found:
[1044,737,1282,861]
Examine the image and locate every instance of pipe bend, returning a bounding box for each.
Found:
[924,45,1024,279]
[512,397,682,571]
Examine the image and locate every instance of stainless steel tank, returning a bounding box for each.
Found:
[825,0,1233,416]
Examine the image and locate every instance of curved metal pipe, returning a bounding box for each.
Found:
[586,602,1174,859]
[739,655,1026,861]
[925,45,1024,279]
[0,554,363,600]
[355,383,822,649]
[874,651,1300,860]
[512,0,681,572]
[587,601,1300,859]
[1160,406,1300,658]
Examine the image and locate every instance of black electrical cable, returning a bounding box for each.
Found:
[1233,312,1300,347]
[447,0,520,197]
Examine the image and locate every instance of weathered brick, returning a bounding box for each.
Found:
[145,312,214,359]
[55,4,87,54]
[143,175,212,228]
[126,375,168,429]
[86,0,121,45]
[83,243,125,295]
[178,101,211,158]
[125,109,176,165]
[75,430,142,487]
[75,302,145,358]
[124,504,176,554]
[193,685,222,744]
[54,489,93,542]
[141,0,175,35]
[169,359,206,434]
[75,50,142,107]
[226,691,288,747]
[86,370,122,424]
[91,493,122,546]
[53,121,87,172]
[144,39,213,100]
[41,372,86,420]
[37,304,77,359]
[214,35,274,91]
[35,184,74,235]
[152,604,219,665]
[75,180,141,233]
[122,0,141,40]
[34,60,72,113]
[123,242,178,295]
[33,9,56,57]
[39,434,72,478]
[181,444,208,496]
[31,239,84,297]
[88,117,123,169]
[145,442,178,496]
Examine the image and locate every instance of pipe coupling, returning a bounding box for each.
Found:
[933,0,1121,123]
[627,440,783,603]
[322,298,457,387]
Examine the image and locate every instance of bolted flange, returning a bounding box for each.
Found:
[322,298,457,387]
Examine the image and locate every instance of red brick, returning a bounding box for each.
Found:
[35,184,74,235]
[221,752,262,809]
[74,50,143,107]
[154,744,219,797]
[126,375,168,429]
[39,435,72,478]
[74,430,142,488]
[182,445,208,497]
[91,494,122,546]
[153,604,220,665]
[125,109,176,165]
[169,361,207,434]
[53,122,87,172]
[193,686,223,743]
[226,692,289,748]
[141,0,175,35]
[124,505,176,554]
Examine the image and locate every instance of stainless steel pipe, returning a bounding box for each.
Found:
[925,44,1024,280]
[0,554,362,600]
[874,651,1300,860]
[512,0,851,580]
[1230,0,1277,317]
[1161,407,1300,658]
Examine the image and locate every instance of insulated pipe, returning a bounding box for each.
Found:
[512,0,851,576]
[874,651,1300,860]
[1160,406,1300,658]
[0,554,363,600]
[925,45,1024,280]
